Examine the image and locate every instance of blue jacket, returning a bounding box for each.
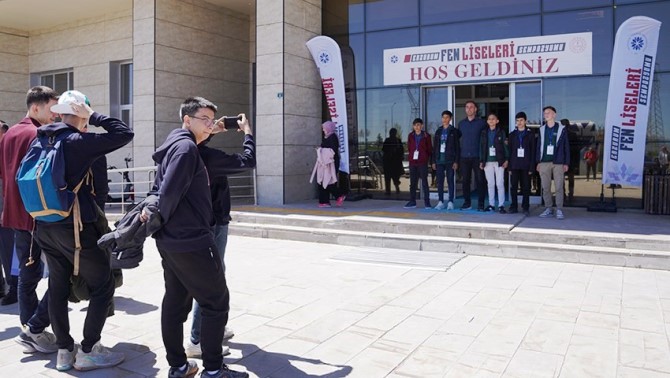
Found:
[508,128,536,171]
[536,123,570,166]
[458,117,486,158]
[432,126,461,165]
[479,126,509,167]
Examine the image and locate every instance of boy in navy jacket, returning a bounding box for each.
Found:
[508,112,536,215]
[404,118,433,209]
[432,110,461,210]
[536,106,570,220]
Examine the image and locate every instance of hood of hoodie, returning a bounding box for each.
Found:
[37,122,80,137]
[153,128,196,164]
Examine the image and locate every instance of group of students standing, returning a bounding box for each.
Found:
[0,87,254,378]
[396,100,570,219]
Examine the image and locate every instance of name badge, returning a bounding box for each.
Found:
[489,147,496,157]
[440,142,446,153]
[413,150,419,160]
[517,148,525,158]
[547,145,555,155]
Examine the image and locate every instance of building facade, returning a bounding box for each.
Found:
[0,0,668,207]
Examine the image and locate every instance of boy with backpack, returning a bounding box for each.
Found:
[25,90,134,371]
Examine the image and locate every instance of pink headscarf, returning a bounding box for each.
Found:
[322,121,337,137]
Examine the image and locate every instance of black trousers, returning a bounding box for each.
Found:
[510,169,532,211]
[318,182,341,204]
[36,220,114,351]
[460,157,485,208]
[0,227,16,293]
[409,165,429,205]
[15,229,50,331]
[159,246,229,371]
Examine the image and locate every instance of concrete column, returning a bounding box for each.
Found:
[256,0,322,205]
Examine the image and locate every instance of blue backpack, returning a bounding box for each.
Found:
[16,130,86,222]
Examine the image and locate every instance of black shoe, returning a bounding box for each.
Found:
[403,201,417,209]
[170,360,199,378]
[485,206,495,212]
[508,208,518,214]
[477,207,485,212]
[523,210,530,216]
[1,289,17,306]
[499,206,507,214]
[200,364,249,378]
[461,203,472,210]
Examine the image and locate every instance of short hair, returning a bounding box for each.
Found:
[487,111,499,119]
[26,86,59,109]
[441,110,453,118]
[412,118,423,125]
[515,112,527,120]
[0,120,8,132]
[543,105,557,113]
[465,100,478,109]
[179,96,217,121]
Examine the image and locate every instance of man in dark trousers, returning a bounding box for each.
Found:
[508,112,536,215]
[150,97,248,378]
[0,86,58,353]
[458,100,487,211]
[34,90,133,372]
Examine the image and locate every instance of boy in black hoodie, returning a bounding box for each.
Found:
[150,97,248,378]
[34,90,133,372]
[508,112,536,215]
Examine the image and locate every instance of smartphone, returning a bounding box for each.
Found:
[223,116,242,129]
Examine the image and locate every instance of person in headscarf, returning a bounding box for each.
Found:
[317,121,346,207]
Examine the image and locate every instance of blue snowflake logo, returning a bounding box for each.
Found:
[391,55,398,64]
[630,36,644,51]
[606,163,641,186]
[319,52,330,64]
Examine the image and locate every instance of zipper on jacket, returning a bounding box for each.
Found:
[36,162,48,210]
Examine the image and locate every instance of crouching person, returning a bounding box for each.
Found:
[150,97,248,378]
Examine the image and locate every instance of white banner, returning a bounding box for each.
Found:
[306,36,350,174]
[602,16,661,187]
[384,32,592,85]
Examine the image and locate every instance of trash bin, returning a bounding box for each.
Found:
[644,174,670,215]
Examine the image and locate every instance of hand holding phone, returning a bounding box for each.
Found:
[223,116,242,129]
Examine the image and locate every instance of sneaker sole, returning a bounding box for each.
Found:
[74,357,125,371]
[57,364,74,372]
[14,334,57,354]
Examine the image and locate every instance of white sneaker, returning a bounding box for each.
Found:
[447,201,454,210]
[539,208,553,218]
[73,342,124,371]
[434,201,445,210]
[555,209,565,220]
[14,327,58,353]
[57,344,78,371]
[223,326,234,340]
[185,339,230,359]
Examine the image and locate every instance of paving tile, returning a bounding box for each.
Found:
[617,366,670,378]
[621,306,666,334]
[536,304,580,323]
[560,336,617,378]
[619,328,670,373]
[439,305,498,337]
[521,319,575,355]
[503,349,563,378]
[391,346,456,377]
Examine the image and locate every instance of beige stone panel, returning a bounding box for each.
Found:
[304,1,322,34]
[303,0,322,7]
[28,52,56,72]
[285,0,321,33]
[0,52,28,74]
[283,114,322,147]
[255,114,284,145]
[257,24,283,56]
[0,72,30,93]
[77,23,108,47]
[76,84,109,112]
[154,96,183,123]
[284,84,321,118]
[284,23,317,59]
[105,16,133,42]
[284,173,314,202]
[256,175,284,205]
[221,17,251,41]
[0,111,26,124]
[256,144,284,176]
[28,33,55,55]
[155,46,193,74]
[221,81,249,106]
[134,94,155,122]
[256,54,283,86]
[133,44,155,70]
[256,83,284,116]
[223,60,251,84]
[257,0,283,26]
[76,63,109,86]
[134,69,154,96]
[134,0,156,20]
[134,18,155,46]
[155,20,192,50]
[284,53,319,89]
[154,120,180,146]
[131,120,157,147]
[0,33,28,55]
[284,145,315,176]
[104,38,134,61]
[0,91,28,113]
[156,0,195,25]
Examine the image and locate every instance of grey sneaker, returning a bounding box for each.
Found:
[73,342,124,371]
[434,201,445,210]
[185,339,230,359]
[223,326,234,340]
[556,209,565,220]
[200,365,249,378]
[447,201,454,210]
[539,208,553,218]
[14,328,58,354]
[57,345,78,371]
[169,359,199,378]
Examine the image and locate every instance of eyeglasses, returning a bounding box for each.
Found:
[191,115,215,127]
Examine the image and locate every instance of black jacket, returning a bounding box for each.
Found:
[198,134,256,225]
[97,195,162,269]
[508,128,536,171]
[432,126,461,165]
[36,113,133,223]
[321,134,340,172]
[151,129,214,253]
[479,126,509,167]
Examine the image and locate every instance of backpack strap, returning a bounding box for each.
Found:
[71,168,92,277]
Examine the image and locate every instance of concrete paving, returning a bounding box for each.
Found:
[2,235,670,377]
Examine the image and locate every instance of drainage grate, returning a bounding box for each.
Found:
[329,247,465,271]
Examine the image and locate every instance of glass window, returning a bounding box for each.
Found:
[322,0,364,35]
[421,0,540,25]
[646,72,670,160]
[424,87,452,134]
[366,28,419,88]
[615,2,670,71]
[514,81,542,129]
[366,0,418,32]
[421,15,541,46]
[349,34,365,90]
[110,61,133,129]
[365,87,421,153]
[543,8,613,75]
[120,63,133,105]
[543,76,609,131]
[39,70,74,94]
[543,0,612,12]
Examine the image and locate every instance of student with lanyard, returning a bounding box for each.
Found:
[536,106,570,220]
[478,112,508,213]
[404,118,433,209]
[431,110,461,211]
[508,112,536,215]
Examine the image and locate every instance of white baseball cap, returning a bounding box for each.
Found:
[50,90,91,115]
